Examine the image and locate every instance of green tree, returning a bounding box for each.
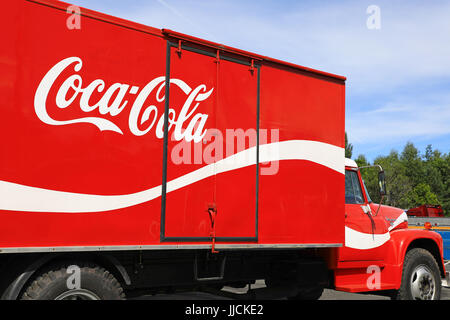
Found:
[357,142,450,216]
[345,132,353,158]
[406,183,439,207]
[400,142,424,186]
[374,150,412,208]
[423,145,445,203]
[356,154,379,203]
[444,154,450,215]
[355,154,369,167]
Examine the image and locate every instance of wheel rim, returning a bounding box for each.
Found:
[410,265,436,300]
[55,289,101,300]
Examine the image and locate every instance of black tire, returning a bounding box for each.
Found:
[21,262,126,300]
[393,248,441,300]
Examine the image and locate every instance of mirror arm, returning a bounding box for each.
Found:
[359,164,383,171]
[358,164,386,216]
[374,194,384,216]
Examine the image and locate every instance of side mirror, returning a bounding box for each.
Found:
[378,171,387,196]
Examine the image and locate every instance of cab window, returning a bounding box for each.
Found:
[362,179,372,203]
[345,170,364,204]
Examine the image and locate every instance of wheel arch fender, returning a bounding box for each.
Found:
[389,229,445,279]
[0,253,57,300]
[0,252,131,300]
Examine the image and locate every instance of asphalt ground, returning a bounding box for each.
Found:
[137,260,450,300]
[134,279,450,300]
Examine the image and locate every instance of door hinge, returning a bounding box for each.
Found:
[249,59,255,74]
[215,49,220,64]
[176,40,182,56]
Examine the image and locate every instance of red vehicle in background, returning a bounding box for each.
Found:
[407,205,444,217]
[0,0,444,300]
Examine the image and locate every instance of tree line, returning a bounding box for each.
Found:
[345,133,450,215]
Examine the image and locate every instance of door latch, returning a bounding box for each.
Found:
[207,204,219,254]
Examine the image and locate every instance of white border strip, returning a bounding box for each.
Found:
[0,243,343,254]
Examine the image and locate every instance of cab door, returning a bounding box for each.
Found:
[339,168,389,262]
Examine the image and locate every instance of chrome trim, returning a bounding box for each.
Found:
[0,243,342,254]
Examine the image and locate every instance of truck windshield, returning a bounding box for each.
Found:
[345,170,364,204]
[362,179,372,203]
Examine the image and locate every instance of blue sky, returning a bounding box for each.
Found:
[71,0,450,161]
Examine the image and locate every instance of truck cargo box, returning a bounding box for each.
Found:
[0,0,345,252]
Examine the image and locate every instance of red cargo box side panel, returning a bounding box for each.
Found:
[0,0,346,251]
[0,0,167,248]
[258,63,345,245]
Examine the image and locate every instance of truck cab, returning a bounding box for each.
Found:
[331,158,445,299]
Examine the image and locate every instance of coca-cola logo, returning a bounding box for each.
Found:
[34,57,213,142]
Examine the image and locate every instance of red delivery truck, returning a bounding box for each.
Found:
[0,0,445,300]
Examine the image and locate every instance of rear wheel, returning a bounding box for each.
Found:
[393,248,441,300]
[21,262,125,300]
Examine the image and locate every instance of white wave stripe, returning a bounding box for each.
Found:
[388,211,408,231]
[345,226,391,250]
[345,211,408,250]
[0,140,343,213]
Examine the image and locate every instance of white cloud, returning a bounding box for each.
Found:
[347,91,450,144]
[88,0,450,96]
[73,0,450,155]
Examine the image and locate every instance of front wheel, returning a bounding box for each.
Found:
[393,248,441,300]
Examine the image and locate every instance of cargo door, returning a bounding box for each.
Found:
[162,43,216,240]
[213,56,259,240]
[161,41,259,242]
